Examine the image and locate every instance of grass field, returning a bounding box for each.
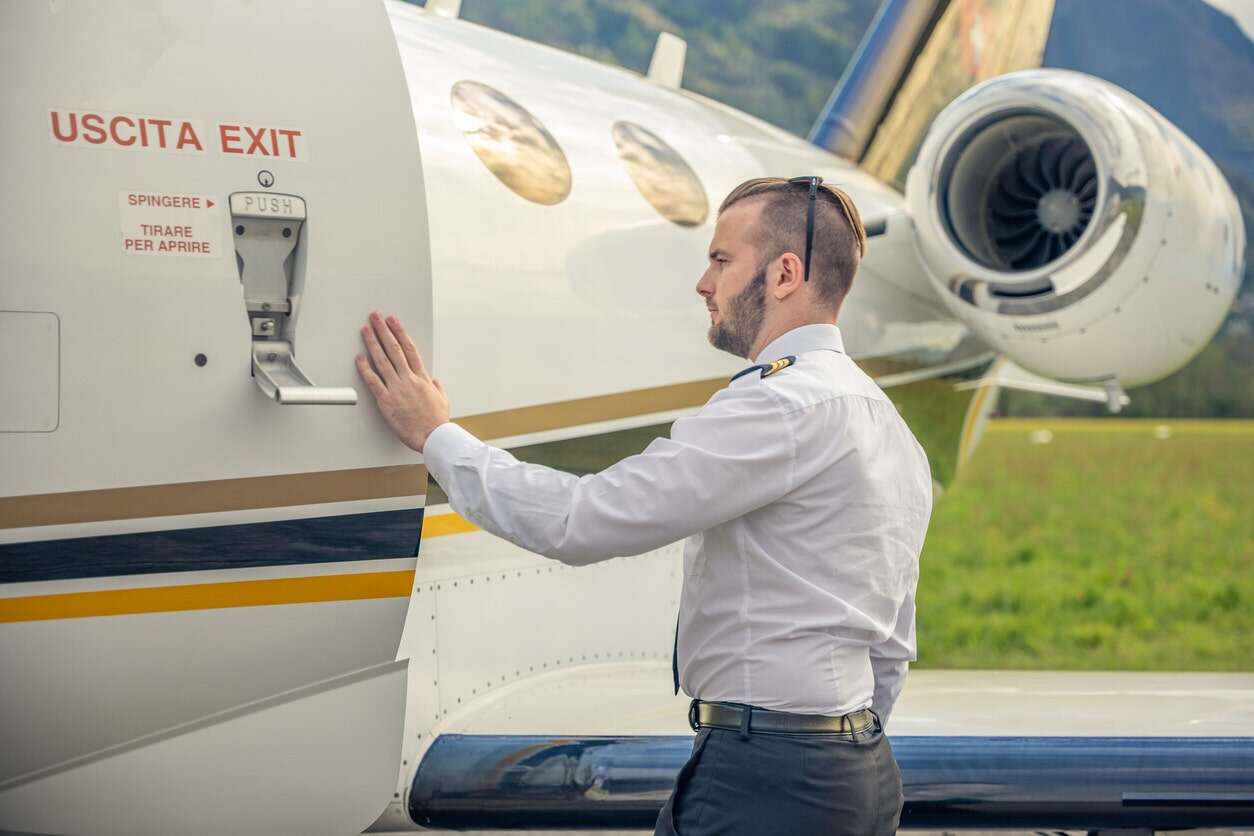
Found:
[916,418,1253,671]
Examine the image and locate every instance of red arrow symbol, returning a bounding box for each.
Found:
[206,198,215,208]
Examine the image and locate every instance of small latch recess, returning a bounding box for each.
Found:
[229,192,356,405]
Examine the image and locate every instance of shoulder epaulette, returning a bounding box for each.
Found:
[729,355,796,383]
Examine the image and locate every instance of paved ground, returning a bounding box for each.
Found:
[372,831,1252,835]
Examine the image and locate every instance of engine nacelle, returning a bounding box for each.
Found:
[905,69,1244,386]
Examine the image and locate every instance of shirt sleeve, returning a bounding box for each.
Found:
[422,382,797,565]
[868,588,916,727]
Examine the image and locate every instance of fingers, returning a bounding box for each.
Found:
[370,312,409,378]
[355,353,387,399]
[361,323,396,384]
[386,315,429,379]
[432,377,445,394]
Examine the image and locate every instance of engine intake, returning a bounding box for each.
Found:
[945,112,1097,273]
[906,70,1243,386]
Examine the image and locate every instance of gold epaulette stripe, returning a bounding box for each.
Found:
[762,356,795,378]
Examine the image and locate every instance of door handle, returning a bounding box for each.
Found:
[252,343,358,404]
[230,192,357,406]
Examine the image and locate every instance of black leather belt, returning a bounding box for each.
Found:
[690,700,875,736]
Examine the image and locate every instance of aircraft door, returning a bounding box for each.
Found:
[0,3,431,835]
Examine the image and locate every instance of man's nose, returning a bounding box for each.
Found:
[695,269,714,299]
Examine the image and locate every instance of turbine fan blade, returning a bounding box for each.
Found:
[996,166,1039,203]
[993,218,1041,246]
[1058,143,1087,189]
[990,203,1039,221]
[999,226,1047,264]
[1015,230,1050,267]
[1049,138,1073,187]
[1048,234,1065,261]
[1017,149,1049,195]
[1071,159,1096,193]
[1038,138,1067,190]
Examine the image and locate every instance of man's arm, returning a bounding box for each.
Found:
[356,312,799,565]
[868,589,915,728]
[423,383,796,564]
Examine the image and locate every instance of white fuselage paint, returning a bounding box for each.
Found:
[1,2,1246,835]
[385,1,961,421]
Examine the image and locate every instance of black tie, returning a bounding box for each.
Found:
[671,610,680,695]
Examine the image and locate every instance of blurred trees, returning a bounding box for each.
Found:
[456,0,881,138]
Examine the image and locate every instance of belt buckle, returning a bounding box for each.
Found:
[688,699,700,732]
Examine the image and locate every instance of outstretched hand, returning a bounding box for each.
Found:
[356,311,449,452]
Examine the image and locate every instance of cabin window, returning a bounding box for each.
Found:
[450,80,571,205]
[611,121,708,227]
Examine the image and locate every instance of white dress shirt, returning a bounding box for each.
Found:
[423,324,933,723]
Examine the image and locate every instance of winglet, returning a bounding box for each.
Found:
[647,32,687,89]
[426,0,462,19]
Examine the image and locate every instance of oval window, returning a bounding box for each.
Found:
[450,80,571,205]
[611,122,708,227]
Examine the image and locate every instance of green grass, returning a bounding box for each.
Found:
[916,419,1254,671]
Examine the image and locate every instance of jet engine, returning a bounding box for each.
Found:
[905,69,1244,387]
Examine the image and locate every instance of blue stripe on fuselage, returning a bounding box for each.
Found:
[0,508,424,583]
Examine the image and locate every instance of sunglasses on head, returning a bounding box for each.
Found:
[787,175,822,282]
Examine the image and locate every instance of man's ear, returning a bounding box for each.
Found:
[773,252,805,300]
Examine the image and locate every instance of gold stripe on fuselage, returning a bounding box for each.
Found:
[0,465,428,530]
[1,512,520,623]
[0,569,415,623]
[3,377,728,530]
[456,376,726,440]
[4,376,728,543]
[422,512,479,538]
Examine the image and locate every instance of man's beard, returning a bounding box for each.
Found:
[708,269,767,359]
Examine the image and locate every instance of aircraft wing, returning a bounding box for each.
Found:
[369,664,1254,831]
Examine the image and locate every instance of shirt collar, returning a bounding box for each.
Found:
[753,323,844,364]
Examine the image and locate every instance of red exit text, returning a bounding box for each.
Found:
[50,110,306,160]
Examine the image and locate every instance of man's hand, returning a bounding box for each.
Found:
[356,311,449,452]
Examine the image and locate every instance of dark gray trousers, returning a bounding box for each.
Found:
[653,714,902,836]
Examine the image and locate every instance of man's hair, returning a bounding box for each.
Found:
[719,177,868,312]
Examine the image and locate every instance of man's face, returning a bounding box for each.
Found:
[697,201,769,359]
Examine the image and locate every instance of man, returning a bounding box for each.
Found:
[355,176,933,836]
